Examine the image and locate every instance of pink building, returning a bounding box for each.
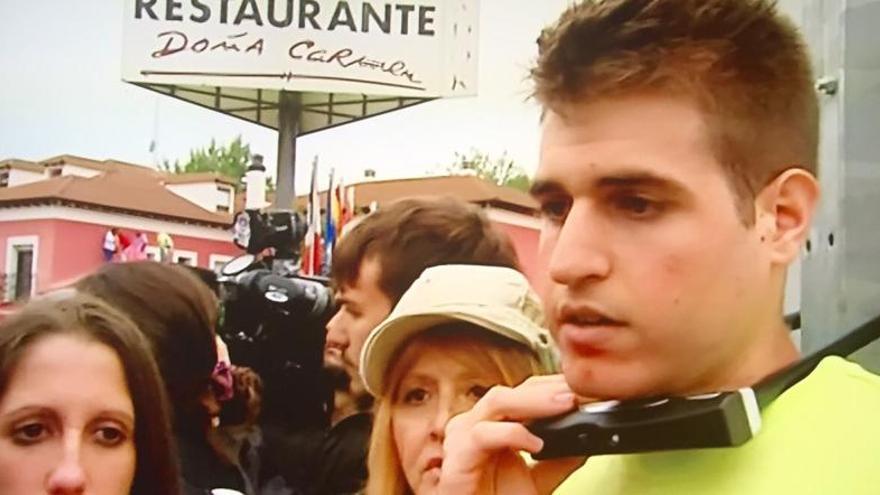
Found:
[0,155,542,306]
[0,155,240,303]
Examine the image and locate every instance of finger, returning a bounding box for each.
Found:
[469,380,576,423]
[509,373,571,391]
[444,383,573,438]
[441,422,544,494]
[442,419,543,476]
[515,374,569,389]
[471,421,545,454]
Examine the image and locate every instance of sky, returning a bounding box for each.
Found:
[0,0,572,193]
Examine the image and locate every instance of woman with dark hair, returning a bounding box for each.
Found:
[0,291,180,494]
[77,261,247,495]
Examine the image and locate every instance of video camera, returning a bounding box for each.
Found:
[216,155,336,430]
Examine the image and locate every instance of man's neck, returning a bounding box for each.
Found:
[324,363,372,426]
[330,385,373,427]
[331,391,358,427]
[699,318,801,394]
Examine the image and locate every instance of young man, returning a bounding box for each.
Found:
[325,196,521,409]
[288,196,520,494]
[439,1,880,494]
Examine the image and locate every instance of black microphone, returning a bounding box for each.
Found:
[529,312,880,459]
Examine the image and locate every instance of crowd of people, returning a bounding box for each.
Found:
[2,0,880,494]
[102,228,175,263]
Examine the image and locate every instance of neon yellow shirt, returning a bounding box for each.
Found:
[555,357,880,495]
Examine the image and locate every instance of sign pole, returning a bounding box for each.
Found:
[275,90,301,210]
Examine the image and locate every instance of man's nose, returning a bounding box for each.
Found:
[325,310,347,344]
[547,203,612,287]
[45,435,86,494]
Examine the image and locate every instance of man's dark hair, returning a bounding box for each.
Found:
[331,197,520,303]
[533,0,818,222]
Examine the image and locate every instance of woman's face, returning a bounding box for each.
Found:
[391,344,505,495]
[0,334,136,494]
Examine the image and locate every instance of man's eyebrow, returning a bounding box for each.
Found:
[530,172,688,196]
[597,171,690,195]
[529,179,567,197]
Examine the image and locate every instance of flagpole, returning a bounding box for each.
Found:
[303,156,322,275]
[324,167,336,274]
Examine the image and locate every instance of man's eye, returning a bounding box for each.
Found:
[343,305,362,318]
[93,426,128,447]
[401,388,429,405]
[539,198,571,223]
[614,195,662,218]
[12,422,50,445]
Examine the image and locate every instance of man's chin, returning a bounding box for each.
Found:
[324,351,345,369]
[562,360,659,400]
[324,360,344,373]
[324,361,352,389]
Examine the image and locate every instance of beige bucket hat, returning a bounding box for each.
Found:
[360,264,558,396]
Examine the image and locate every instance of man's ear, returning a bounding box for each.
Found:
[754,168,820,265]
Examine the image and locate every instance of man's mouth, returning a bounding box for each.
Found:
[323,346,347,370]
[324,344,345,359]
[559,303,625,326]
[424,456,443,472]
[556,304,627,354]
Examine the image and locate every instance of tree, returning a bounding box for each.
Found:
[163,136,274,191]
[446,149,531,192]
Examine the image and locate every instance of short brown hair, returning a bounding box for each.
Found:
[76,262,219,434]
[533,0,818,219]
[331,197,519,304]
[0,292,180,495]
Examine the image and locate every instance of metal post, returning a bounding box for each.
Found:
[797,0,880,372]
[275,90,301,210]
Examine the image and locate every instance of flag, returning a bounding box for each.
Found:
[323,169,338,274]
[339,178,354,230]
[301,158,323,275]
[332,178,343,230]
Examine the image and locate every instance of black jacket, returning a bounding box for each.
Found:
[259,412,372,495]
[177,431,249,495]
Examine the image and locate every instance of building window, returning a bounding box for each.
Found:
[209,254,234,273]
[0,171,8,188]
[5,236,38,302]
[173,249,199,267]
[48,167,62,178]
[13,246,34,299]
[217,185,232,213]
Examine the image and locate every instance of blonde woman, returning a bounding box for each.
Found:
[359,264,562,495]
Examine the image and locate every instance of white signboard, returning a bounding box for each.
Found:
[122,0,479,98]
